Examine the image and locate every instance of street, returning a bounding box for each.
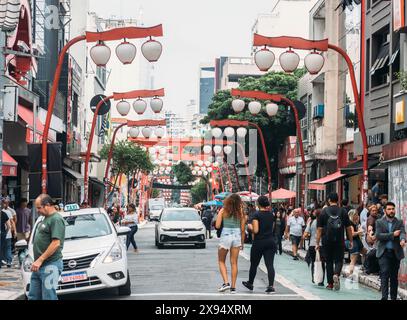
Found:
[61,222,381,301]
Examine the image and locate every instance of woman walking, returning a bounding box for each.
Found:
[347,209,366,275]
[273,209,285,255]
[242,196,277,293]
[216,194,246,294]
[122,204,139,253]
[304,208,325,286]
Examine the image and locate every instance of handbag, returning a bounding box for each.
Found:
[313,250,324,284]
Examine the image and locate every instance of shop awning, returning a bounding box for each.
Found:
[63,167,83,182]
[340,158,380,176]
[89,177,105,188]
[18,105,56,143]
[2,151,17,177]
[271,188,296,200]
[308,171,346,191]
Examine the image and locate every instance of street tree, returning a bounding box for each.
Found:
[173,162,194,185]
[191,180,208,204]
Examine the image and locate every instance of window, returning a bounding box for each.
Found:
[371,27,390,88]
[391,34,400,81]
[72,92,78,127]
[366,39,370,91]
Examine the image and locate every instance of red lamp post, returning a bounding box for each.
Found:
[41,25,163,194]
[252,34,369,205]
[103,119,166,205]
[231,89,306,212]
[210,119,272,201]
[84,88,165,202]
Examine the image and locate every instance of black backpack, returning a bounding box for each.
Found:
[325,207,343,243]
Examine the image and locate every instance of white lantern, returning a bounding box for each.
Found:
[151,97,164,113]
[116,100,130,116]
[207,167,213,173]
[198,171,203,176]
[232,99,246,113]
[192,170,197,175]
[194,166,200,171]
[128,127,140,138]
[133,99,147,115]
[90,41,111,67]
[158,155,165,161]
[279,49,300,73]
[212,127,223,138]
[165,170,170,175]
[266,103,279,117]
[116,41,137,65]
[141,39,163,62]
[203,145,212,154]
[305,51,325,75]
[166,167,172,172]
[224,127,235,138]
[159,148,167,155]
[155,127,165,138]
[203,171,209,176]
[254,48,275,72]
[216,156,224,163]
[213,145,223,154]
[149,147,156,154]
[197,160,204,167]
[237,127,248,138]
[142,127,153,138]
[213,162,220,168]
[205,161,211,167]
[224,145,233,155]
[248,101,262,115]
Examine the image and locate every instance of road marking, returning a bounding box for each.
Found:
[239,251,320,300]
[130,292,299,298]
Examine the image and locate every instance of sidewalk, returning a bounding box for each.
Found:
[282,240,407,300]
[0,257,25,300]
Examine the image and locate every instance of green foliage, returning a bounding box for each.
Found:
[100,141,154,176]
[173,162,194,185]
[201,71,304,181]
[191,180,207,204]
[151,189,161,199]
[396,71,407,91]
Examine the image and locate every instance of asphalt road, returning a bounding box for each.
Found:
[61,222,380,300]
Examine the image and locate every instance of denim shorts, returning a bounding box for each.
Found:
[219,228,242,250]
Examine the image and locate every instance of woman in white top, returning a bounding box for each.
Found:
[122,204,139,253]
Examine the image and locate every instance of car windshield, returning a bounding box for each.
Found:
[63,213,112,240]
[161,210,200,222]
[151,205,163,211]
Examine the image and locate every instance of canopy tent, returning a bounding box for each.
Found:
[237,191,259,202]
[203,200,223,207]
[270,188,296,200]
[215,192,232,200]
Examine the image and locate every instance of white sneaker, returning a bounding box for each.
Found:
[218,283,231,292]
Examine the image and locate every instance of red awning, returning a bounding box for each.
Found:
[2,151,17,177]
[270,188,296,200]
[308,171,346,191]
[18,105,55,143]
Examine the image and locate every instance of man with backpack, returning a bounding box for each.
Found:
[315,193,353,291]
[201,206,214,239]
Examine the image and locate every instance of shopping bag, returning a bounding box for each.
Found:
[313,250,324,284]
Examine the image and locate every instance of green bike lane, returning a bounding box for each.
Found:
[241,245,381,300]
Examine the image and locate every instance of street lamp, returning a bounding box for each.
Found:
[41,25,164,194]
[252,33,370,205]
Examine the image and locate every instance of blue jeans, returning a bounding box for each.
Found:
[5,238,12,264]
[28,260,63,300]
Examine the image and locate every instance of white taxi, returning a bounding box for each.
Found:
[20,204,131,297]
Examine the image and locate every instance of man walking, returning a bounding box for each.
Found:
[285,208,305,260]
[16,198,32,242]
[316,193,353,291]
[0,206,11,269]
[1,198,16,267]
[202,206,214,239]
[375,202,406,300]
[28,194,65,300]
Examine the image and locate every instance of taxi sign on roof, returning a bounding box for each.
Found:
[64,204,80,212]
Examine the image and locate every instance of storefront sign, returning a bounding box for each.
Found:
[396,100,405,124]
[368,133,384,147]
[393,0,406,32]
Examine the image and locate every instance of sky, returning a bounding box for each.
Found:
[89,0,278,117]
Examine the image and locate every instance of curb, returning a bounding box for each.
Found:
[282,242,407,300]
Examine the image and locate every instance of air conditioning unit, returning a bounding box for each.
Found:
[313,104,324,119]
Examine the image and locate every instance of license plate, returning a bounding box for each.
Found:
[61,271,88,283]
[177,234,189,238]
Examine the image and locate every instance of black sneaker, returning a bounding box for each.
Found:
[318,282,324,287]
[218,283,231,292]
[265,286,275,293]
[230,288,236,294]
[242,281,254,291]
[293,256,299,261]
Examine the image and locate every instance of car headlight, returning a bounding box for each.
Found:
[103,241,123,264]
[23,255,33,272]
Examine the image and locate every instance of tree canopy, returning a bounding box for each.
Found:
[173,162,194,185]
[191,180,207,204]
[201,70,305,185]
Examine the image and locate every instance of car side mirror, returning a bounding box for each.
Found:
[117,226,131,236]
[15,240,28,250]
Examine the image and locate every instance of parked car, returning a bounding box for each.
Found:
[155,208,206,249]
[19,204,131,298]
